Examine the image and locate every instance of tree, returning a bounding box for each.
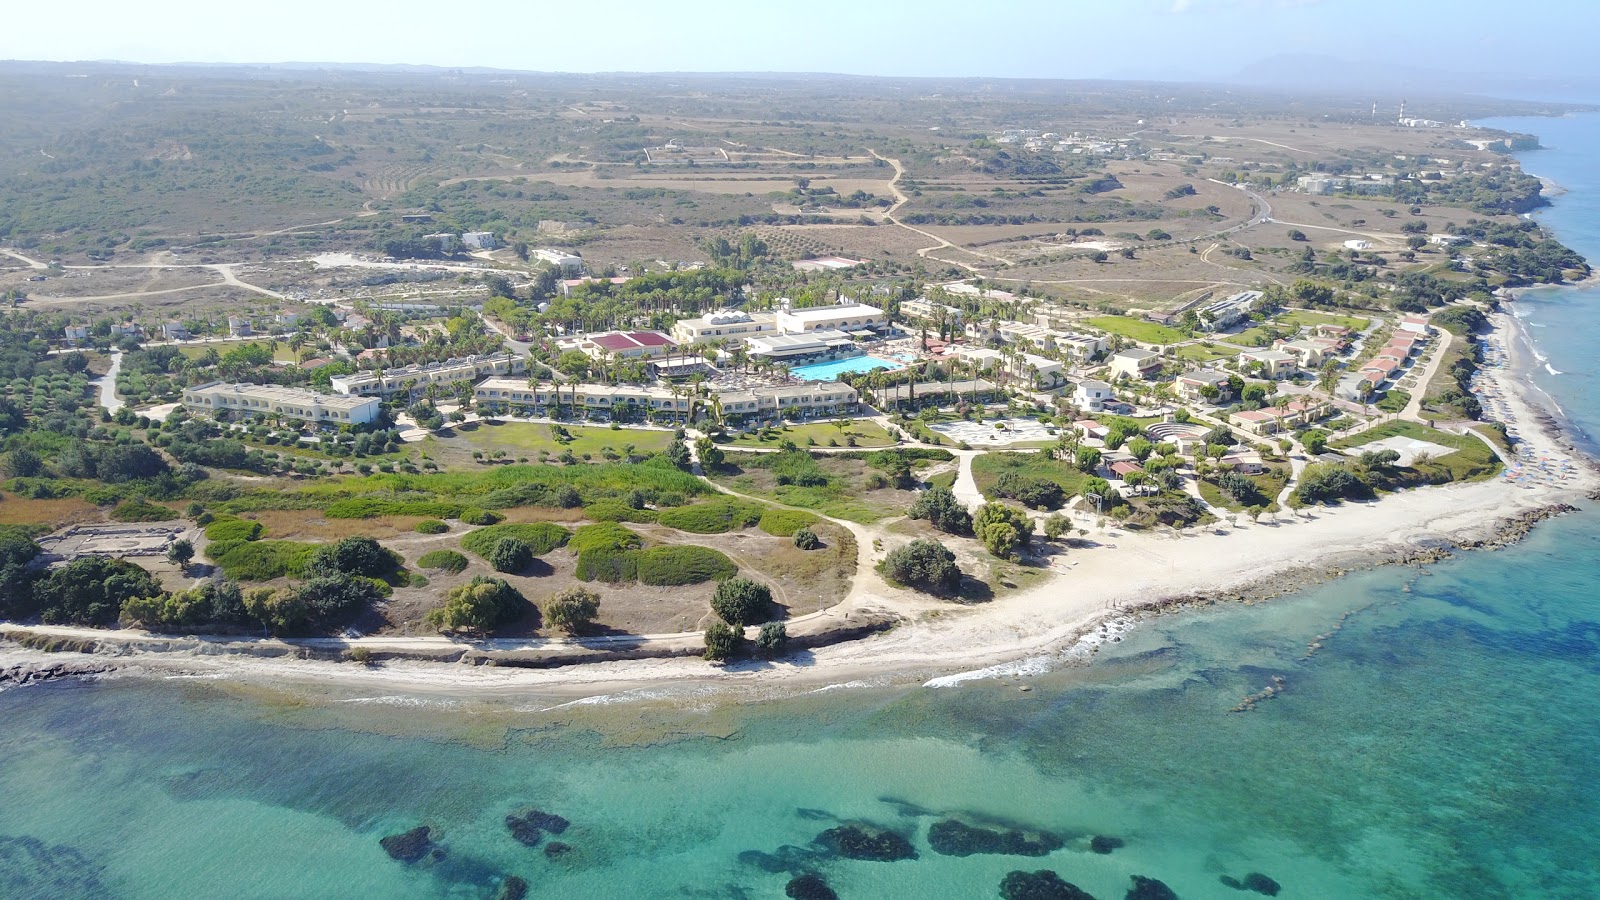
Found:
[167,539,195,568]
[426,577,526,635]
[1042,513,1071,541]
[306,536,396,579]
[556,350,592,379]
[1287,229,1308,242]
[711,577,773,626]
[35,557,163,626]
[1075,446,1102,472]
[908,485,973,535]
[6,447,42,478]
[1126,437,1154,461]
[545,586,601,634]
[792,527,821,550]
[664,440,692,471]
[695,436,724,469]
[756,622,789,657]
[703,621,746,661]
[880,539,962,595]
[488,537,534,574]
[975,503,1033,559]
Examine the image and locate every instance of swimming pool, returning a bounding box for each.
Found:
[788,355,903,381]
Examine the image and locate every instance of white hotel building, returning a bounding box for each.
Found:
[330,352,525,398]
[183,382,380,426]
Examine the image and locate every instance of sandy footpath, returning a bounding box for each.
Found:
[2,314,1595,705]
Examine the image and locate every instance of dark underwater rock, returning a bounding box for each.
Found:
[505,808,570,847]
[496,875,529,900]
[927,819,1063,857]
[1125,875,1178,900]
[1242,873,1281,896]
[796,807,836,821]
[785,873,840,900]
[738,844,826,874]
[1000,869,1098,900]
[0,834,111,898]
[814,823,917,862]
[1220,875,1244,890]
[543,841,572,859]
[380,826,435,863]
[877,795,938,818]
[1090,835,1125,854]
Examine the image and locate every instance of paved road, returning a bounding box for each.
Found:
[93,350,124,413]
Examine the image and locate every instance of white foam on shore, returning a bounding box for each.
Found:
[922,615,1140,688]
[1546,364,1563,376]
[803,680,873,695]
[338,695,464,709]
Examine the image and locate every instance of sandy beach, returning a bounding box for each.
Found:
[2,313,1595,705]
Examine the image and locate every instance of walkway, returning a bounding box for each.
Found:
[92,350,124,414]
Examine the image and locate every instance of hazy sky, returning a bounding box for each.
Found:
[2,0,1595,82]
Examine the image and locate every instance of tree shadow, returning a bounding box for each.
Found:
[953,576,995,605]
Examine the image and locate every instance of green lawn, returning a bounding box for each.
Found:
[1198,466,1289,513]
[1173,343,1237,364]
[178,340,300,363]
[970,451,1088,503]
[1228,326,1279,348]
[1328,420,1501,483]
[452,422,675,457]
[1277,310,1371,331]
[1085,316,1189,345]
[726,420,895,449]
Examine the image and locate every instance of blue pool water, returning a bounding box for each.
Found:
[789,355,902,381]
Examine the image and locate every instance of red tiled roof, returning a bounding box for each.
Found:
[630,332,674,347]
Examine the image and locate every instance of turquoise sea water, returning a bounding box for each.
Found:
[789,355,902,381]
[6,116,1600,899]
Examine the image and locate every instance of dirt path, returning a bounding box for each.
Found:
[869,149,1012,272]
[1400,328,1453,421]
[0,248,46,269]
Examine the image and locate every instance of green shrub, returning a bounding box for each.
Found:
[545,586,601,634]
[204,516,264,543]
[415,519,450,534]
[459,508,503,526]
[207,539,318,581]
[655,499,763,534]
[424,576,527,634]
[636,546,736,586]
[793,527,821,550]
[109,499,177,522]
[583,500,659,523]
[575,547,638,583]
[757,508,821,537]
[568,522,643,554]
[417,549,469,574]
[487,537,534,574]
[703,621,745,662]
[711,577,773,625]
[460,523,572,558]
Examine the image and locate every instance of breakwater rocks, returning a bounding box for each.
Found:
[0,660,114,688]
[1457,503,1580,550]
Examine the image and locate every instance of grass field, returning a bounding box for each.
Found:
[177,340,300,363]
[1085,316,1190,345]
[1277,310,1372,331]
[1172,343,1237,364]
[1198,466,1290,512]
[1329,421,1501,483]
[451,422,676,457]
[970,451,1089,503]
[726,420,895,449]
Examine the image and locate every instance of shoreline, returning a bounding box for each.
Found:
[4,307,1598,705]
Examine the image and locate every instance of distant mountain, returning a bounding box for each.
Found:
[1232,54,1600,103]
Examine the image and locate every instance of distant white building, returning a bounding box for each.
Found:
[330,352,525,397]
[461,231,498,251]
[1075,379,1114,412]
[1343,239,1372,251]
[671,310,778,345]
[1199,290,1262,332]
[775,300,885,335]
[183,382,380,426]
[534,248,584,274]
[1108,348,1163,381]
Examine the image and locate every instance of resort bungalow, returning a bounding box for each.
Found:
[1239,349,1298,380]
[878,378,1000,408]
[1109,348,1163,381]
[1013,353,1066,389]
[1056,332,1109,363]
[1315,323,1354,343]
[1075,379,1114,412]
[1359,357,1402,387]
[1275,339,1328,369]
[952,346,1004,372]
[1109,459,1144,481]
[1220,449,1266,474]
[1075,419,1111,442]
[1174,369,1232,403]
[1229,409,1284,437]
[1399,315,1432,335]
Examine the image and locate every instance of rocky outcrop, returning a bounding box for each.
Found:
[813,823,917,862]
[495,875,529,900]
[0,661,114,688]
[1221,872,1281,895]
[379,826,438,863]
[505,808,569,847]
[1089,835,1124,855]
[785,873,840,900]
[1000,869,1098,900]
[543,841,572,860]
[0,835,111,898]
[927,819,1063,858]
[1125,875,1177,900]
